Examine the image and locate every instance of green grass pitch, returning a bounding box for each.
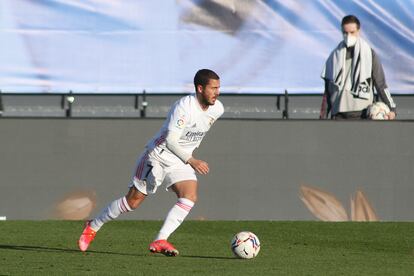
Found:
[0,221,413,275]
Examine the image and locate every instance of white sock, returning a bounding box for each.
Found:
[90,197,132,231]
[155,198,194,241]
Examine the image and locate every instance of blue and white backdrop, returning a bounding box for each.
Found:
[0,0,413,94]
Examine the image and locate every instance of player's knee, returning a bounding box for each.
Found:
[127,198,141,210]
[183,194,197,203]
[126,190,146,210]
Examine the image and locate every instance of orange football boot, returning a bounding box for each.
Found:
[78,221,97,252]
[149,239,179,256]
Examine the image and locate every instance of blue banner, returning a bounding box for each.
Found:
[0,0,413,94]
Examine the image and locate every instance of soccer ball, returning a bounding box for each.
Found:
[231,231,261,259]
[367,102,390,120]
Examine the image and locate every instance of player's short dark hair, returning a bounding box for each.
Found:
[194,69,220,89]
[341,15,361,29]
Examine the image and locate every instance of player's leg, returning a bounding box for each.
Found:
[78,151,154,252]
[149,180,197,256]
[90,186,146,231]
[78,186,146,252]
[155,180,197,240]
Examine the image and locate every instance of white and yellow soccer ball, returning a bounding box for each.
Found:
[367,102,390,120]
[231,231,261,259]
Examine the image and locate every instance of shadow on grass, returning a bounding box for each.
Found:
[0,244,144,257]
[181,255,236,260]
[0,244,237,260]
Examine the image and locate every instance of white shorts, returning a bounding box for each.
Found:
[130,149,197,195]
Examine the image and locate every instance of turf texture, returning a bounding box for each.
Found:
[0,221,413,275]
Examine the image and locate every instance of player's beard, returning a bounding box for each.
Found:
[198,94,215,107]
[204,96,215,106]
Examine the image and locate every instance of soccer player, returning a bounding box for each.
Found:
[78,69,223,256]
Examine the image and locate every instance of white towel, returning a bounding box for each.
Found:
[321,37,372,99]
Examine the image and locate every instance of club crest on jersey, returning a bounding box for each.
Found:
[176,118,185,128]
[208,118,215,126]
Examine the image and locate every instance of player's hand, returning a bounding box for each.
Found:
[187,157,209,175]
[386,111,396,120]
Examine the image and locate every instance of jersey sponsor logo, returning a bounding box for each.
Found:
[208,117,215,126]
[183,131,205,142]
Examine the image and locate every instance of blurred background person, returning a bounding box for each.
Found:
[320,15,396,120]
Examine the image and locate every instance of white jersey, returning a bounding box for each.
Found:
[146,94,224,164]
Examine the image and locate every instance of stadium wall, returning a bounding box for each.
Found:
[0,119,413,221]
